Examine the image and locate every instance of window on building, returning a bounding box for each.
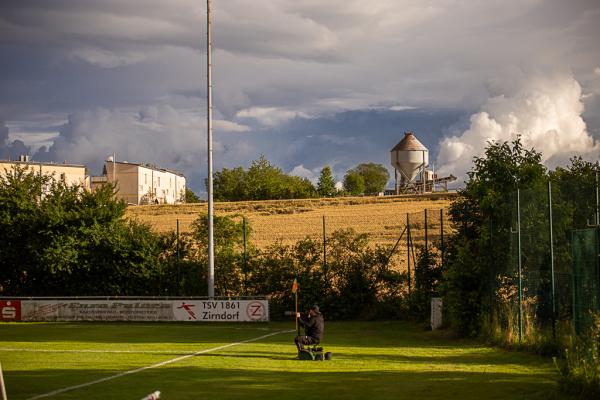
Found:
[145,174,147,184]
[158,177,161,186]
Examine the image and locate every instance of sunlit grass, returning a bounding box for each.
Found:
[0,321,569,400]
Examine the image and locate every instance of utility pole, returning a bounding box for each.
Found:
[596,166,600,228]
[206,0,215,298]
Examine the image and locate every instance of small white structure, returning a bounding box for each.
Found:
[431,297,443,330]
[93,158,186,205]
[0,155,89,191]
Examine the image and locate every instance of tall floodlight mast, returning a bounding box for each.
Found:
[206,0,215,298]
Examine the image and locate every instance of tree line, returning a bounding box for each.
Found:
[0,165,404,319]
[210,156,390,201]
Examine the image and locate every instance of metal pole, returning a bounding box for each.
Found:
[596,168,600,227]
[383,226,408,269]
[440,209,444,268]
[176,219,180,262]
[422,151,426,194]
[424,209,428,258]
[323,215,327,269]
[517,189,523,342]
[407,213,411,295]
[243,216,248,291]
[176,218,180,295]
[432,163,436,193]
[409,226,418,288]
[548,181,556,340]
[206,0,215,298]
[0,361,7,400]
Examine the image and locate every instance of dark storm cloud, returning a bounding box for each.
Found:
[215,108,468,190]
[0,1,599,192]
[0,121,30,160]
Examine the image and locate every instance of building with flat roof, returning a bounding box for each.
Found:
[93,159,186,205]
[0,155,89,191]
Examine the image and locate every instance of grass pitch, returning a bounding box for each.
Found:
[0,321,566,400]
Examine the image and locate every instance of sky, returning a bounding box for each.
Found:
[1,0,599,193]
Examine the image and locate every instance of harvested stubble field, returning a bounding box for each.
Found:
[126,193,457,267]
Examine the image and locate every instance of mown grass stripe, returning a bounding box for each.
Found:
[26,329,292,400]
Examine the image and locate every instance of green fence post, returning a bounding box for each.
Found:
[596,169,599,226]
[548,181,556,340]
[517,189,523,343]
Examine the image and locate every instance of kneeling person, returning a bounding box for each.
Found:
[295,305,324,352]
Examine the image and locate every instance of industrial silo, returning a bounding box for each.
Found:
[390,131,429,194]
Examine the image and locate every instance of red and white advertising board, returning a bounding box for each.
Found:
[0,300,21,321]
[2,299,269,322]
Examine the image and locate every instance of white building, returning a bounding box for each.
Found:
[1,155,89,191]
[92,159,186,205]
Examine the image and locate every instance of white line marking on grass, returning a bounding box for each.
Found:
[26,329,293,400]
[0,348,208,355]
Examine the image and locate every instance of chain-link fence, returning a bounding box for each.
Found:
[495,172,600,341]
[159,204,452,299]
[233,207,450,281]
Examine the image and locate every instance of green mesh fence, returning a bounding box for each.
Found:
[571,228,600,334]
[499,171,600,341]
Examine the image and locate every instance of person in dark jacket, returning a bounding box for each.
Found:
[294,304,324,352]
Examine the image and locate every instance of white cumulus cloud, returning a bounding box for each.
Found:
[289,164,320,183]
[32,106,249,177]
[436,72,600,181]
[236,107,309,127]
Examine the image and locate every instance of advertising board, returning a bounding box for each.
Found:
[1,299,269,322]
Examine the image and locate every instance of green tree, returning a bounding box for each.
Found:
[185,187,201,203]
[246,156,286,200]
[344,163,390,195]
[343,171,365,195]
[443,138,547,336]
[0,165,48,294]
[212,156,316,201]
[317,165,336,197]
[213,166,247,201]
[281,175,317,199]
[352,163,390,195]
[0,166,173,296]
[190,214,250,296]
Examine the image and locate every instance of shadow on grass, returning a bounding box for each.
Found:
[4,366,567,400]
[197,348,542,366]
[0,321,475,349]
[0,322,282,345]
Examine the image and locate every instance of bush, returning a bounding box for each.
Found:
[0,166,177,296]
[250,229,405,320]
[556,314,600,399]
